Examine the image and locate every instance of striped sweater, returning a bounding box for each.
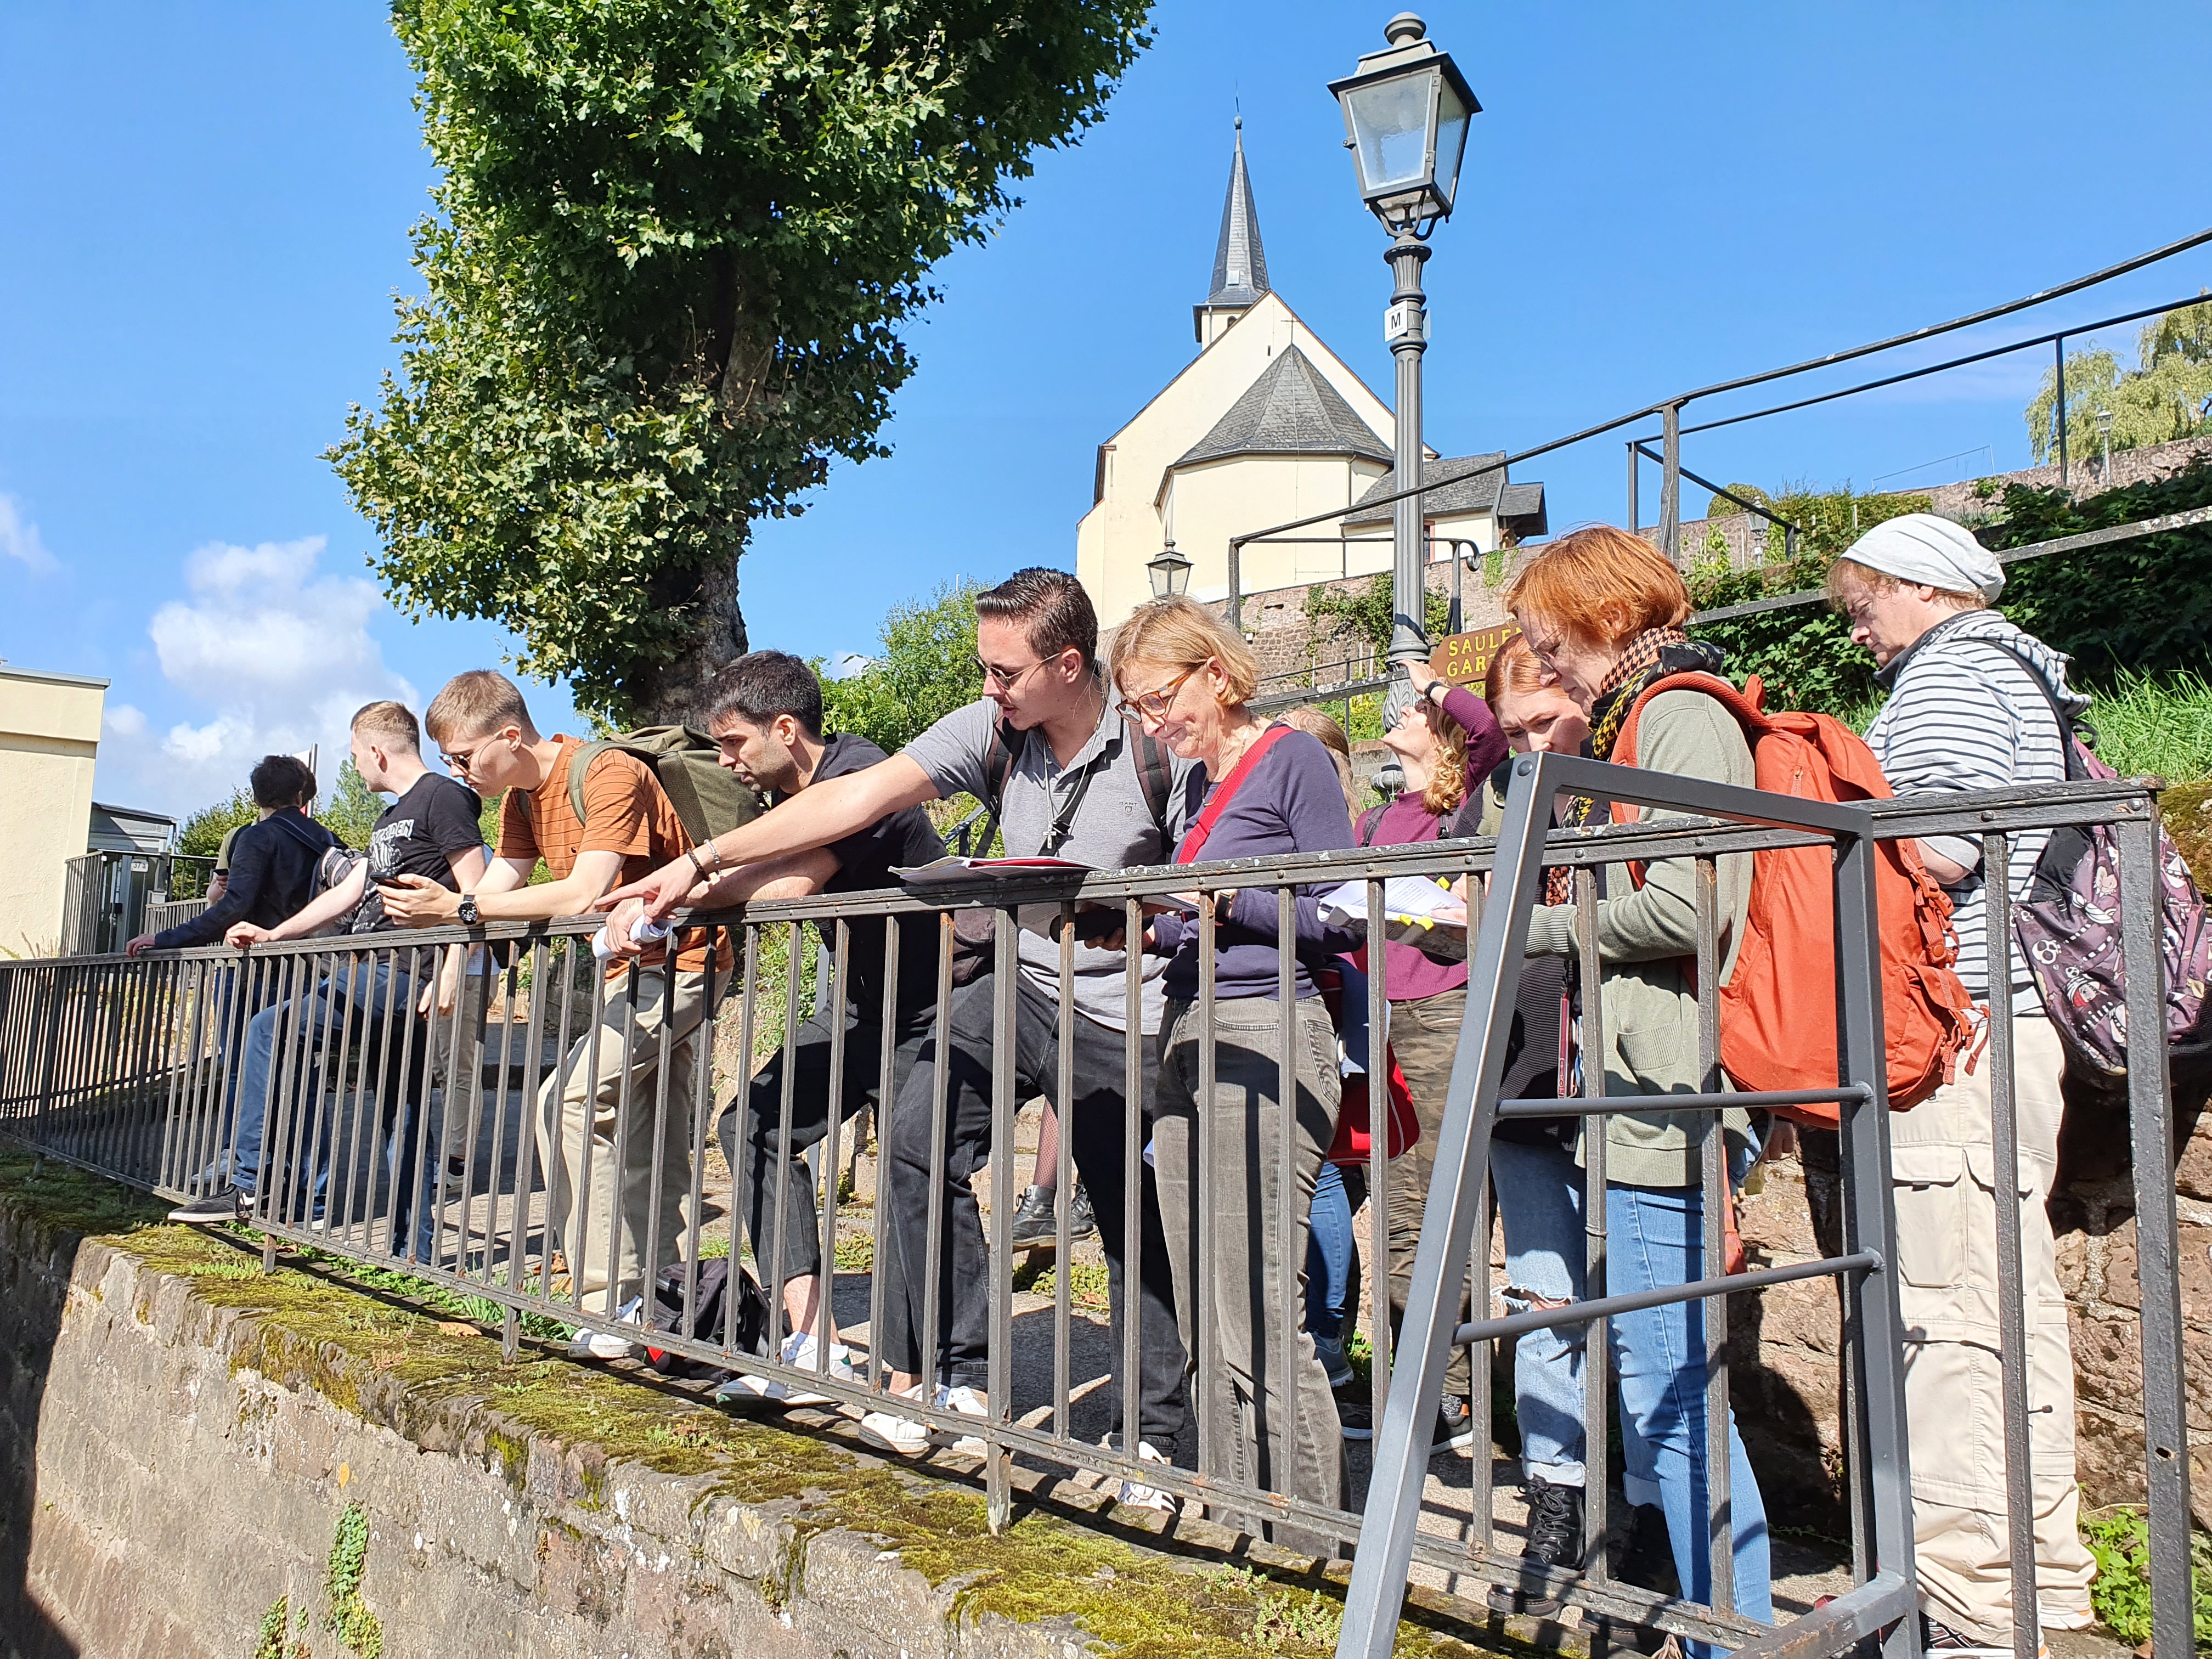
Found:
[1863,608,2089,1011]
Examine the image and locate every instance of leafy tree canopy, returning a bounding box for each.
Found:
[331,0,1152,726]
[177,789,259,862]
[2024,295,2212,464]
[819,578,984,753]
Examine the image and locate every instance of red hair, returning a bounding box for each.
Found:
[1504,526,1690,647]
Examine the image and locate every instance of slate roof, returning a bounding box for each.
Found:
[1203,119,1269,310]
[1497,481,1549,536]
[1344,454,1533,525]
[1173,346,1394,470]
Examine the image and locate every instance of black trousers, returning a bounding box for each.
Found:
[719,997,933,1288]
[879,972,1189,1453]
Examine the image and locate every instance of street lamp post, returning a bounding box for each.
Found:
[1329,13,1478,717]
[2097,407,2115,479]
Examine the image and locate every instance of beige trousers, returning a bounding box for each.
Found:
[538,966,713,1315]
[1890,1011,2096,1641]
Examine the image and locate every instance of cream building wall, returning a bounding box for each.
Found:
[0,665,105,956]
[1076,291,1410,628]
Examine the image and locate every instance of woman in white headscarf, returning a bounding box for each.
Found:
[1827,512,2100,1652]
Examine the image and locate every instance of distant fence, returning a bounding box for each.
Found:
[58,853,215,957]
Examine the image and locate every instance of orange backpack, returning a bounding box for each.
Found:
[1611,673,1978,1123]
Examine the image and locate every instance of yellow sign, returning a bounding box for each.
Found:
[1431,623,1520,690]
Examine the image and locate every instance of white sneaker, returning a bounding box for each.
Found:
[1115,1440,1178,1513]
[567,1295,645,1360]
[715,1331,855,1407]
[936,1384,990,1457]
[858,1386,934,1456]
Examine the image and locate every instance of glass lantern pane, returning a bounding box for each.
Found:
[1433,81,1471,210]
[1344,71,1435,195]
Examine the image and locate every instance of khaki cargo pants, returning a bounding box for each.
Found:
[1891,1010,2096,1641]
[538,965,713,1316]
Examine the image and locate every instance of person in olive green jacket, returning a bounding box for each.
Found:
[1503,526,1772,1652]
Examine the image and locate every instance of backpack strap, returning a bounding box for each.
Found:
[1962,640,2091,783]
[1133,729,1175,839]
[565,739,614,828]
[972,719,1019,857]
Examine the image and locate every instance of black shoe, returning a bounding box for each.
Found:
[1337,1396,1374,1441]
[1615,1502,1680,1599]
[1432,1395,1475,1453]
[1064,1183,1097,1242]
[168,1184,246,1224]
[1487,1475,1584,1617]
[1007,1185,1058,1250]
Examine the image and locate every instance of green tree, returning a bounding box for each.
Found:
[331,0,1152,727]
[2025,296,2212,464]
[819,579,984,753]
[321,760,386,851]
[177,789,258,861]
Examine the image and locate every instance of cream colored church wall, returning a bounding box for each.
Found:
[1167,454,1392,602]
[1076,292,1400,627]
[0,667,104,956]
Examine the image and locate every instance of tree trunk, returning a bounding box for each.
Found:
[634,556,749,729]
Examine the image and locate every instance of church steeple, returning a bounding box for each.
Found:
[1194,117,1270,347]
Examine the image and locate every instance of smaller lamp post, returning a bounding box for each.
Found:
[2096,407,2114,478]
[1147,540,1192,600]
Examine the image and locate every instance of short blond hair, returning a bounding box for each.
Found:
[1505,524,1691,648]
[1825,558,1984,613]
[425,669,533,746]
[1110,597,1259,704]
[350,699,420,753]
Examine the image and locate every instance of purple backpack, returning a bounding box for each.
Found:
[1981,641,2212,1089]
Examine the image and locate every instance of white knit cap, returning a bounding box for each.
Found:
[1841,512,2005,602]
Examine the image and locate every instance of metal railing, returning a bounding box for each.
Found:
[0,773,2196,1658]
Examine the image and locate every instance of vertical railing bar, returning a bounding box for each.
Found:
[1196,891,1220,1507]
[509,938,550,1310]
[639,946,682,1341]
[815,922,851,1387]
[1276,884,1299,1508]
[1053,901,1076,1443]
[391,944,431,1263]
[567,963,609,1317]
[1368,875,1392,1431]
[2113,804,2193,1659]
[1118,895,1142,1467]
[920,912,955,1412]
[986,902,1020,1531]
[680,927,723,1344]
[1696,856,1734,1615]
[865,922,898,1391]
[724,926,763,1359]
[1981,832,2039,1659]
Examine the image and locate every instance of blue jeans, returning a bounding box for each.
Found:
[235,957,433,1253]
[1488,1137,1593,1487]
[1607,1178,1775,1649]
[1303,1160,1365,1344]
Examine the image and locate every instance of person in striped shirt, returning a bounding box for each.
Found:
[1828,513,2097,1656]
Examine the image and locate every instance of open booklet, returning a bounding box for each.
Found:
[1319,875,1470,960]
[890,856,1105,942]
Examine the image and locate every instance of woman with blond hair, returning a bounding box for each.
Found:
[1326,656,1509,1458]
[1111,599,1355,1551]
[1503,525,1773,1647]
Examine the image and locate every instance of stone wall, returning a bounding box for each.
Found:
[1657,433,2212,575]
[0,1169,1481,1659]
[1231,561,1521,688]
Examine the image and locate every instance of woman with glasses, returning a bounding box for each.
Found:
[1108,596,1355,1553]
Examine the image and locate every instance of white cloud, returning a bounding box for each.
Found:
[96,537,417,816]
[0,494,58,573]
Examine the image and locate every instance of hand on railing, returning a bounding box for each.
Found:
[123,932,156,958]
[225,922,271,950]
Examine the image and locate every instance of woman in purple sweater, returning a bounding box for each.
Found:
[1348,657,1510,1452]
[1110,596,1355,1553]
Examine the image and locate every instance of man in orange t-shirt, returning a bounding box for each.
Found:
[387,670,781,1346]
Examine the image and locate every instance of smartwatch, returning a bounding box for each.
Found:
[458,894,480,927]
[1424,678,1449,707]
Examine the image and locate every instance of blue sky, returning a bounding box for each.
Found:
[3,2,2208,820]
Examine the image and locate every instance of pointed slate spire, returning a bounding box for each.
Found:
[1207,116,1269,307]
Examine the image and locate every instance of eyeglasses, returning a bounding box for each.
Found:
[1115,663,1204,724]
[975,656,1046,691]
[439,733,502,776]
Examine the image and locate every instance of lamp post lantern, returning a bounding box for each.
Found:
[2097,407,2114,478]
[1329,13,1479,716]
[1147,539,1192,600]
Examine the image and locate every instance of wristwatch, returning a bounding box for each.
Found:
[1424,678,1450,707]
[458,894,480,926]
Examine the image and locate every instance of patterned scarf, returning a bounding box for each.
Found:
[1545,626,1695,905]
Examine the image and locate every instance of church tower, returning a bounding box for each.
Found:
[1193,117,1269,347]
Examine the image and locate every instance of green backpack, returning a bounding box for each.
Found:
[537,726,763,848]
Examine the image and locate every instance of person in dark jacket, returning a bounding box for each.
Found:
[125,755,332,953]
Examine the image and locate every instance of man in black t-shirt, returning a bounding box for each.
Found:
[654,652,944,1405]
[170,702,486,1256]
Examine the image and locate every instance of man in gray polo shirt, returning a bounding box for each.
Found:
[603,568,1193,1498]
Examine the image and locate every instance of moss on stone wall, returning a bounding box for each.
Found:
[0,1150,1493,1659]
